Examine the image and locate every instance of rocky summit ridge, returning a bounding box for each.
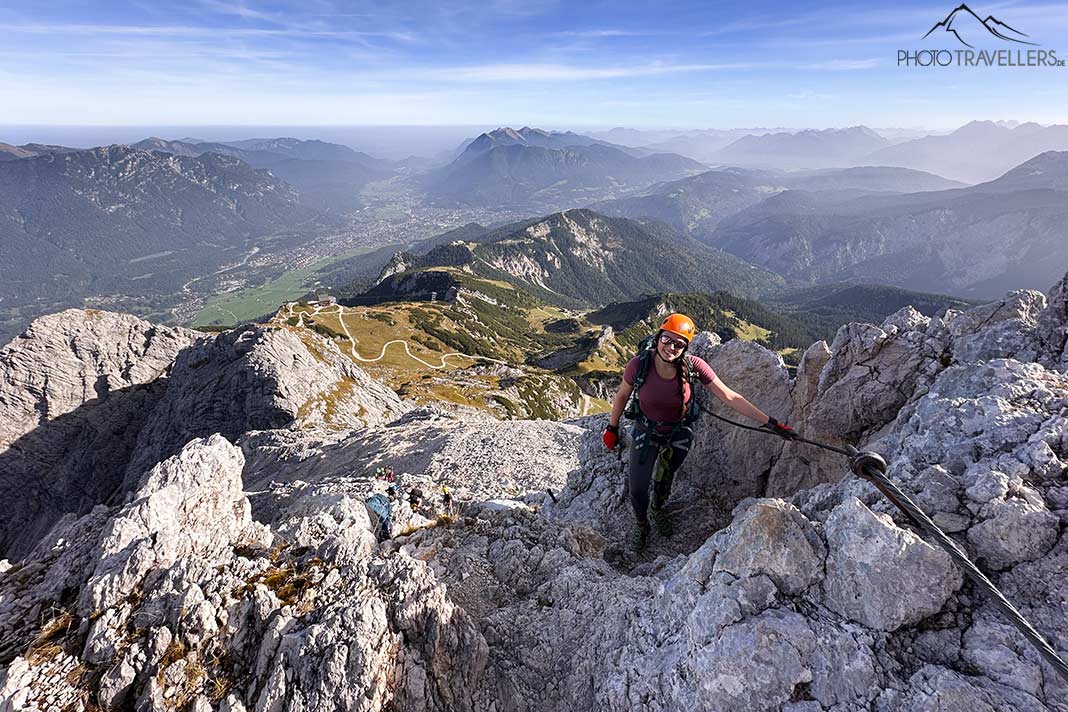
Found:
[1,273,1067,710]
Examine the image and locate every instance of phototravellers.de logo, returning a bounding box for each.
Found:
[898,3,1065,68]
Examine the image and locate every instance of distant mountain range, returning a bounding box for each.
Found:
[0,142,78,160]
[865,121,1068,183]
[130,136,394,214]
[425,127,703,210]
[454,126,619,156]
[584,128,784,163]
[704,151,1068,298]
[630,121,1068,184]
[593,165,963,236]
[710,127,891,170]
[0,145,322,332]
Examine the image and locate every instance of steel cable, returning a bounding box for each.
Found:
[694,402,1068,684]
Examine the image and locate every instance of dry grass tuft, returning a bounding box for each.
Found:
[208,674,232,702]
[26,609,76,665]
[186,660,205,686]
[159,639,187,670]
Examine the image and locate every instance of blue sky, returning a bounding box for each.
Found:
[1,0,1066,128]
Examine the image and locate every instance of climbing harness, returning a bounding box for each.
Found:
[623,335,702,465]
[697,402,1068,685]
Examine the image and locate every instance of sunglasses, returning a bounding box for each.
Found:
[659,334,688,350]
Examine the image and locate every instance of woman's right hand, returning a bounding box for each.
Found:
[603,424,619,450]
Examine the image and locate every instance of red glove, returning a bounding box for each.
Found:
[603,424,619,450]
[763,416,798,441]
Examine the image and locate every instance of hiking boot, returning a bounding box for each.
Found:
[629,522,650,552]
[649,506,673,537]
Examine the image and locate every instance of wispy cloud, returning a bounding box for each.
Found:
[6,23,416,41]
[2,0,1065,127]
[787,90,833,101]
[700,15,814,36]
[555,29,651,38]
[409,61,754,82]
[195,0,287,24]
[801,58,881,70]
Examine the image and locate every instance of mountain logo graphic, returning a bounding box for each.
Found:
[923,3,1038,48]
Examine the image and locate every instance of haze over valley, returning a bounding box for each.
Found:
[3,120,1068,348]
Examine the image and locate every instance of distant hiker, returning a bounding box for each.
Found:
[408,487,425,513]
[441,485,453,515]
[375,465,396,483]
[602,313,797,552]
[366,492,394,541]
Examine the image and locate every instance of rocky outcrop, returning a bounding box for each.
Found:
[821,497,961,630]
[3,272,1068,710]
[688,334,794,502]
[125,325,407,481]
[241,405,583,525]
[0,436,487,712]
[1037,273,1068,370]
[0,310,199,558]
[0,312,406,560]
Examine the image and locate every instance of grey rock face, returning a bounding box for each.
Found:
[688,336,794,503]
[126,324,407,481]
[79,434,250,616]
[945,289,1047,364]
[1,435,487,712]
[712,499,826,596]
[0,309,196,445]
[822,497,962,631]
[1036,272,1068,370]
[0,309,198,558]
[966,495,1060,570]
[810,309,943,442]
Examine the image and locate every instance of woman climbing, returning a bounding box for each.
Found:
[602,313,798,551]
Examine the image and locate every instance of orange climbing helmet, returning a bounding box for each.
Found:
[660,313,696,342]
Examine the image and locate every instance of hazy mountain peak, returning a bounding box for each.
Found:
[491,127,525,141]
[955,120,1002,134]
[983,149,1068,190]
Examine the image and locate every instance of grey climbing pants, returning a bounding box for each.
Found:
[628,424,694,524]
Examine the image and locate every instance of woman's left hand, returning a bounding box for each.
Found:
[763,417,798,441]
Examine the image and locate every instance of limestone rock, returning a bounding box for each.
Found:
[809,310,944,442]
[967,496,1060,570]
[688,337,794,503]
[79,434,250,616]
[126,324,407,480]
[822,497,962,631]
[1036,271,1068,370]
[945,290,1047,364]
[0,309,198,558]
[712,499,826,596]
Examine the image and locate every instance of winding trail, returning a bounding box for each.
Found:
[286,302,512,370]
[284,300,599,415]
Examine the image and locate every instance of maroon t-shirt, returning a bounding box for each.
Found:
[623,354,716,426]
